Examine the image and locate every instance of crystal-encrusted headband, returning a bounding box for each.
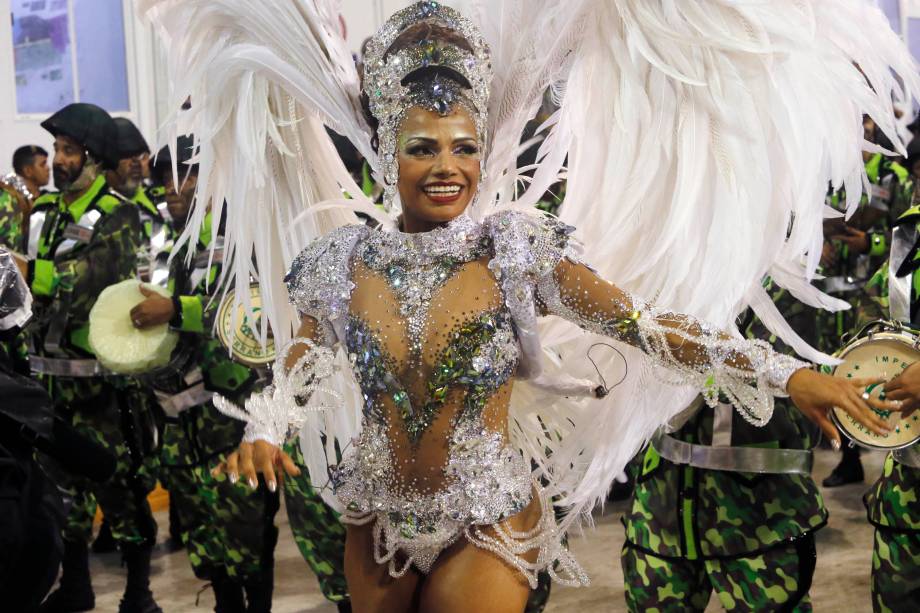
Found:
[363,0,493,211]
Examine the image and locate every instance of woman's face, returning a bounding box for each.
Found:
[396,105,481,232]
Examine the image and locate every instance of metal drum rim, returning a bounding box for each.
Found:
[830,328,920,451]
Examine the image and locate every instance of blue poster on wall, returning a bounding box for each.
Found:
[11,0,130,115]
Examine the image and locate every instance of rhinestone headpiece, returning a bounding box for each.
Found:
[363,1,492,211]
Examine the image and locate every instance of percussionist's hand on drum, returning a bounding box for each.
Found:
[130,285,175,329]
[787,368,903,449]
[884,362,920,417]
[213,440,300,493]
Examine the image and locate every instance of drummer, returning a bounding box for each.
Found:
[24,103,162,613]
[106,118,171,251]
[129,136,280,611]
[857,202,920,611]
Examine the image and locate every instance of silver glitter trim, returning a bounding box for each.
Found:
[362,1,492,210]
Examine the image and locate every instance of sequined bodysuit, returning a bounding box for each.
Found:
[282,210,805,586]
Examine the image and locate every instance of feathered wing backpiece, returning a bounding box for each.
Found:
[143,0,918,520]
[139,0,389,345]
[507,0,920,523]
[469,0,586,211]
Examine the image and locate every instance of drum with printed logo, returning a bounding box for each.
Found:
[216,283,276,369]
[831,321,920,450]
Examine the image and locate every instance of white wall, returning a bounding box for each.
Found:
[0,0,475,172]
[0,0,164,173]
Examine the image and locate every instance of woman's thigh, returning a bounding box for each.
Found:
[344,522,421,613]
[419,495,543,613]
[418,539,532,613]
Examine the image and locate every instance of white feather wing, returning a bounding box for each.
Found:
[515,0,920,521]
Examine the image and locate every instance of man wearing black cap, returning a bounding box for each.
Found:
[106,118,170,245]
[24,103,161,613]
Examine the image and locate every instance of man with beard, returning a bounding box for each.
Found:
[91,118,175,554]
[106,118,169,244]
[24,103,161,613]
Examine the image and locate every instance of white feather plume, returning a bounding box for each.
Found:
[517,0,920,520]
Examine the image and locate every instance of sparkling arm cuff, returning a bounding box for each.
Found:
[536,260,811,426]
[213,338,339,446]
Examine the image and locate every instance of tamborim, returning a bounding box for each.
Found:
[831,322,920,450]
[216,283,276,368]
[88,280,180,374]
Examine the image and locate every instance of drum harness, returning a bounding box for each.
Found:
[152,243,225,418]
[887,221,920,468]
[28,203,106,378]
[651,397,814,475]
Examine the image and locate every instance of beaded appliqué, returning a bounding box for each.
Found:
[358,214,489,360]
[346,308,519,444]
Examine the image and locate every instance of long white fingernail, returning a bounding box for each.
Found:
[268,480,277,493]
[248,477,258,489]
[229,472,238,484]
[832,439,841,451]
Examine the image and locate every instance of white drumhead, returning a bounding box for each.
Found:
[89,280,179,375]
[831,332,920,450]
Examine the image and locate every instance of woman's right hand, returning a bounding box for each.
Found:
[213,440,301,492]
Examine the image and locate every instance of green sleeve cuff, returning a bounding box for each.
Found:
[869,233,887,257]
[178,295,205,333]
[30,258,57,296]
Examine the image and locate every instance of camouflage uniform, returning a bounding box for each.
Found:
[818,154,914,353]
[26,174,160,546]
[0,188,30,373]
[621,283,826,612]
[859,204,920,612]
[0,186,27,253]
[153,216,280,584]
[282,438,350,604]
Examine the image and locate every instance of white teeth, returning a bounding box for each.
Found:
[423,185,462,195]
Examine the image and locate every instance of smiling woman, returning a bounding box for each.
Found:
[142,1,920,612]
[397,107,481,232]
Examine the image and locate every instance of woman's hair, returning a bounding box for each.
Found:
[360,23,475,150]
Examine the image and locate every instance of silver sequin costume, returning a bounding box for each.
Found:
[260,209,806,586]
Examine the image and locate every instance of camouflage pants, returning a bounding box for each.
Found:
[621,536,816,612]
[160,402,279,582]
[871,528,920,612]
[282,438,349,604]
[47,382,159,546]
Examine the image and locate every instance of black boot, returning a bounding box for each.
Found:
[118,543,162,613]
[91,519,117,554]
[822,444,864,487]
[40,539,95,612]
[336,602,353,613]
[212,573,246,613]
[243,565,273,613]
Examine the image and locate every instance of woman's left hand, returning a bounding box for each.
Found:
[787,368,902,449]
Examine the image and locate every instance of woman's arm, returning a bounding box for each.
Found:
[218,315,327,491]
[537,258,899,444]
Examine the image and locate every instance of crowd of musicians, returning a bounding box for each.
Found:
[2,102,920,613]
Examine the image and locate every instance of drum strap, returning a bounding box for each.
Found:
[155,382,215,418]
[889,224,916,324]
[652,432,813,475]
[29,355,103,378]
[893,445,920,469]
